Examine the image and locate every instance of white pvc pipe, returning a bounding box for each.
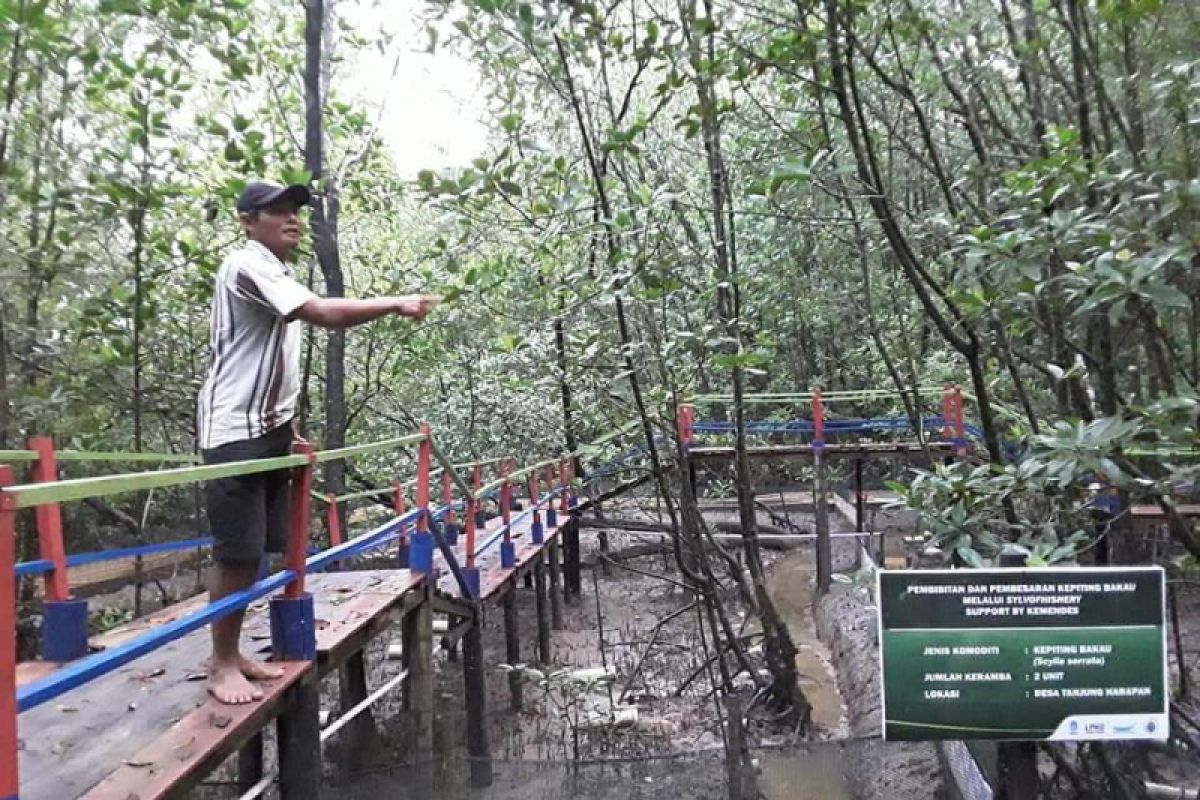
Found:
[236,667,411,800]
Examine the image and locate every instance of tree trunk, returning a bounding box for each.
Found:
[305,0,347,512]
[685,0,810,727]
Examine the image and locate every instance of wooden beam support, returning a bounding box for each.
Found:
[534,555,551,664]
[406,587,434,800]
[236,733,264,794]
[277,670,322,800]
[547,538,564,630]
[337,650,380,769]
[461,617,493,787]
[503,589,522,711]
[814,454,831,595]
[564,516,582,600]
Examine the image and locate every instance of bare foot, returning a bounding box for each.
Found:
[239,655,285,682]
[207,661,263,705]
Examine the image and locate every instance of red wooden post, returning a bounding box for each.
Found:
[677,403,695,451]
[285,443,315,599]
[326,493,342,547]
[528,470,543,544]
[29,436,69,602]
[417,425,432,533]
[954,385,967,456]
[410,425,436,574]
[498,460,516,568]
[466,462,481,570]
[500,460,512,529]
[0,467,20,800]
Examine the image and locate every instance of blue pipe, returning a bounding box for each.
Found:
[18,510,420,713]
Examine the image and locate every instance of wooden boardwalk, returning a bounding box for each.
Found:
[18,569,421,800]
[14,503,579,799]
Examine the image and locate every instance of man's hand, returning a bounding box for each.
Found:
[393,294,441,322]
[291,419,309,448]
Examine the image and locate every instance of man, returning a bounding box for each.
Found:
[197,180,437,704]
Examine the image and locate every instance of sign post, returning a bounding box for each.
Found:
[878,567,1167,742]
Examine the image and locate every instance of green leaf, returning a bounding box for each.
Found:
[956,545,984,568]
[1140,282,1191,309]
[499,113,522,133]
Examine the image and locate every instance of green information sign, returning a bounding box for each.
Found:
[878,567,1167,742]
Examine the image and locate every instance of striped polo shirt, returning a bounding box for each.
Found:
[197,240,316,450]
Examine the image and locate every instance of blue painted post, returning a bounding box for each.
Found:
[269,593,317,662]
[464,462,481,598]
[499,460,515,569]
[410,425,436,576]
[273,442,317,661]
[30,437,88,662]
[273,443,321,795]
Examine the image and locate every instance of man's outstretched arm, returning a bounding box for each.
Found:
[290,295,438,329]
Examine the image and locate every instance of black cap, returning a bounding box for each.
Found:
[236,181,312,214]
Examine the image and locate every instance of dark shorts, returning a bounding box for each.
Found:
[203,423,294,564]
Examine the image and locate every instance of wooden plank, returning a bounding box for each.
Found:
[17,592,210,688]
[1132,504,1200,519]
[17,661,59,688]
[19,568,424,799]
[79,662,309,800]
[19,619,252,800]
[90,592,211,651]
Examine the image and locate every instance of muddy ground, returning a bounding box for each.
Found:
[312,499,887,800]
